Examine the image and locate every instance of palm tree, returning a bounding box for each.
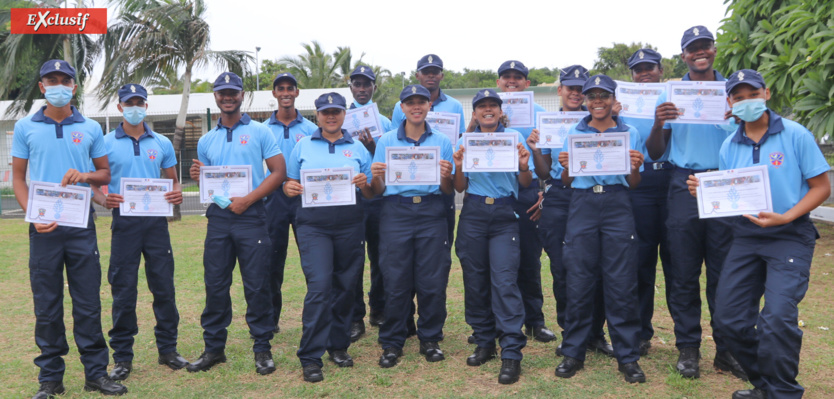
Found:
[277,41,352,89]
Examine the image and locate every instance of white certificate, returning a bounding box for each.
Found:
[426,111,461,144]
[536,111,588,149]
[567,133,631,177]
[343,103,384,139]
[498,91,535,128]
[696,165,773,219]
[25,181,91,228]
[199,165,253,203]
[385,146,441,186]
[462,132,518,172]
[615,81,666,120]
[301,167,356,208]
[119,178,173,217]
[667,81,730,125]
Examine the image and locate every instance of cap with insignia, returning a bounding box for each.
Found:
[118,83,148,102]
[559,65,589,87]
[399,84,431,102]
[417,54,443,71]
[39,59,76,79]
[213,72,243,91]
[314,92,347,111]
[582,74,617,94]
[726,69,766,94]
[498,60,529,78]
[472,88,503,107]
[627,48,663,69]
[272,72,298,88]
[350,65,376,82]
[680,25,715,51]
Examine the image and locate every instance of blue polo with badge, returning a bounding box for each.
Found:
[196,72,280,356]
[713,70,829,399]
[11,59,111,383]
[375,84,454,351]
[261,71,319,330]
[560,75,642,365]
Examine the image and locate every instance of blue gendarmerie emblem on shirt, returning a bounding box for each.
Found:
[147,148,157,160]
[295,133,304,142]
[71,131,84,144]
[240,134,250,145]
[343,150,352,158]
[770,152,784,168]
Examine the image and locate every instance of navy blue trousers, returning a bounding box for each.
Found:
[108,209,179,362]
[201,202,274,353]
[456,197,527,360]
[295,204,365,367]
[561,188,640,363]
[513,182,546,329]
[666,169,732,351]
[715,218,817,399]
[29,212,109,382]
[629,165,673,341]
[378,197,451,349]
[352,198,385,322]
[265,191,299,328]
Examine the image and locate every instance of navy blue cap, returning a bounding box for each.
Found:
[417,54,443,71]
[399,84,431,102]
[213,72,243,91]
[272,72,298,87]
[498,60,529,78]
[350,65,376,82]
[681,25,714,51]
[582,74,617,94]
[560,65,589,86]
[314,92,347,111]
[117,84,148,102]
[726,69,766,94]
[472,89,503,107]
[39,59,76,79]
[627,49,663,69]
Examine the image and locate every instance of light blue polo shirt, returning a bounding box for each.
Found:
[197,113,281,190]
[456,125,532,198]
[658,70,731,170]
[104,122,177,194]
[621,116,668,162]
[373,122,454,197]
[12,105,106,186]
[719,110,829,214]
[262,109,318,163]
[286,129,372,184]
[391,89,465,135]
[560,115,643,189]
[351,100,393,135]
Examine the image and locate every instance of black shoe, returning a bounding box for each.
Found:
[158,352,189,370]
[498,359,521,385]
[83,376,127,396]
[369,310,385,327]
[329,350,354,368]
[350,321,365,342]
[526,325,556,343]
[639,340,651,356]
[555,343,563,357]
[419,341,445,362]
[732,388,768,399]
[554,356,584,378]
[108,361,131,381]
[378,347,403,368]
[254,351,276,375]
[32,381,65,399]
[618,361,647,383]
[676,347,700,378]
[302,364,323,383]
[587,337,615,357]
[714,350,749,381]
[467,334,476,344]
[466,346,497,366]
[186,351,227,373]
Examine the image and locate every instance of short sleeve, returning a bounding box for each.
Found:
[11,122,29,159]
[796,126,830,179]
[197,138,209,165]
[372,136,388,164]
[261,125,281,159]
[89,124,107,158]
[286,140,302,180]
[161,137,177,169]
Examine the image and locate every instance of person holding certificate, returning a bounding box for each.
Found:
[89,84,189,382]
[686,70,830,399]
[452,89,532,384]
[646,25,746,381]
[187,72,285,376]
[371,84,454,369]
[11,60,127,397]
[552,74,647,384]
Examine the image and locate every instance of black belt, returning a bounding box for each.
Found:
[384,194,440,204]
[466,194,514,205]
[644,161,674,170]
[675,167,718,175]
[574,184,627,194]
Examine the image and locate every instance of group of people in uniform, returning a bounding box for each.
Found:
[11,24,828,399]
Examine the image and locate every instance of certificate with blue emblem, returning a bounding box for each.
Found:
[119,178,174,217]
[300,167,356,208]
[199,165,252,203]
[567,132,631,177]
[385,146,441,186]
[426,111,461,145]
[667,81,731,125]
[498,91,535,128]
[696,165,772,219]
[536,111,588,149]
[462,132,518,173]
[25,181,91,228]
[343,103,384,139]
[615,81,666,120]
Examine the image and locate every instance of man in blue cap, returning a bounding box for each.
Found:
[261,71,317,336]
[187,72,285,376]
[647,25,747,381]
[89,83,189,382]
[347,65,392,342]
[12,59,127,397]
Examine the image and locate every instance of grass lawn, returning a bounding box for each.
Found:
[0,215,832,398]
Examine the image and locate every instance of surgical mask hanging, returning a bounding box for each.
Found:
[44,85,73,107]
[122,106,146,126]
[731,98,767,123]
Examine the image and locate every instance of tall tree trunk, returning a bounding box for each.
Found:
[170,67,193,221]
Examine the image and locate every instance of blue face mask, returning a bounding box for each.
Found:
[123,106,146,126]
[210,195,231,209]
[731,98,767,123]
[44,85,73,107]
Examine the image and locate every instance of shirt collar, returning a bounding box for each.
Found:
[576,115,630,133]
[731,109,783,144]
[216,113,252,131]
[474,123,506,133]
[396,121,434,145]
[268,109,304,127]
[31,105,85,124]
[682,70,726,81]
[114,122,153,140]
[431,90,448,109]
[350,100,373,109]
[311,128,354,144]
